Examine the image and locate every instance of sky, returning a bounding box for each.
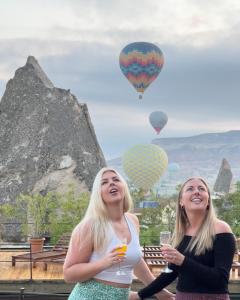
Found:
[0,0,240,160]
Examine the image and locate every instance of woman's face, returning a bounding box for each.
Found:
[101,171,125,205]
[180,178,209,213]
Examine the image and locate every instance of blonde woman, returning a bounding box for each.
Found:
[130,177,235,300]
[64,167,174,300]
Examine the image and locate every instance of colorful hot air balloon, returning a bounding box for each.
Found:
[149,111,168,134]
[119,42,164,99]
[122,144,168,190]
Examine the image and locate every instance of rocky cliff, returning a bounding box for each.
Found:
[213,158,233,193]
[0,56,106,203]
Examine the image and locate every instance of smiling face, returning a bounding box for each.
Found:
[180,178,210,213]
[101,170,125,205]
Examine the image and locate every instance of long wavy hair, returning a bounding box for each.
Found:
[80,167,133,251]
[172,177,217,255]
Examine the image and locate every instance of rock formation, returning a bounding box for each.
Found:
[0,56,106,204]
[213,158,233,194]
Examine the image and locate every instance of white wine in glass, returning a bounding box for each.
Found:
[160,231,173,273]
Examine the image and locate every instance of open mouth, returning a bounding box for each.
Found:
[110,188,118,194]
[191,198,202,204]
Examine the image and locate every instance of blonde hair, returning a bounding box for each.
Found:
[80,167,133,251]
[172,177,217,255]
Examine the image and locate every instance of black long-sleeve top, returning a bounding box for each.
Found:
[138,233,235,298]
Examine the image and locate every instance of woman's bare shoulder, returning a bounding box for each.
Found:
[126,212,139,222]
[72,218,91,233]
[214,219,232,234]
[126,212,140,231]
[70,218,94,243]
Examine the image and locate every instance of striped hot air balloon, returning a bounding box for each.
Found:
[122,144,168,190]
[119,42,164,99]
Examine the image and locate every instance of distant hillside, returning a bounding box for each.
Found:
[152,130,240,164]
[107,130,240,191]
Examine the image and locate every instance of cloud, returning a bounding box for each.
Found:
[88,101,240,141]
[1,0,240,48]
[1,0,240,159]
[0,1,73,39]
[0,39,78,82]
[168,118,240,135]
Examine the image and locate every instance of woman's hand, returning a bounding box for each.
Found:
[155,289,175,300]
[128,291,140,300]
[161,245,185,266]
[101,245,126,269]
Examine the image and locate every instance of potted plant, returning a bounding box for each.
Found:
[0,192,58,252]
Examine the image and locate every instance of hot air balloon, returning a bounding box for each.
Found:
[119,42,164,99]
[122,144,168,190]
[149,111,168,134]
[167,162,180,183]
[168,162,180,173]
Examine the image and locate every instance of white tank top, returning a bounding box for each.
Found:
[89,214,142,284]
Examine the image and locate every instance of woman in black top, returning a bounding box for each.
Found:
[129,177,236,300]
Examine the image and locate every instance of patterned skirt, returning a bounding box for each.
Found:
[176,291,230,300]
[68,279,130,300]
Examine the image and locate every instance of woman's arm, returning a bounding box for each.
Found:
[137,269,178,299]
[133,258,175,299]
[63,221,122,283]
[178,232,235,289]
[133,258,155,285]
[127,213,176,299]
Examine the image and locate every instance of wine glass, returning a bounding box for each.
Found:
[160,231,173,273]
[116,238,127,276]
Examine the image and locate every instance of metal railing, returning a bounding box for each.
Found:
[0,222,239,299]
[0,288,68,300]
[0,289,239,300]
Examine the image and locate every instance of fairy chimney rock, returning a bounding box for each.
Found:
[0,56,106,203]
[213,158,233,194]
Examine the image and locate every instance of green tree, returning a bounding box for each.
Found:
[130,186,177,245]
[128,183,146,208]
[213,186,240,237]
[49,187,90,244]
[0,186,90,243]
[0,192,58,239]
[140,225,164,245]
